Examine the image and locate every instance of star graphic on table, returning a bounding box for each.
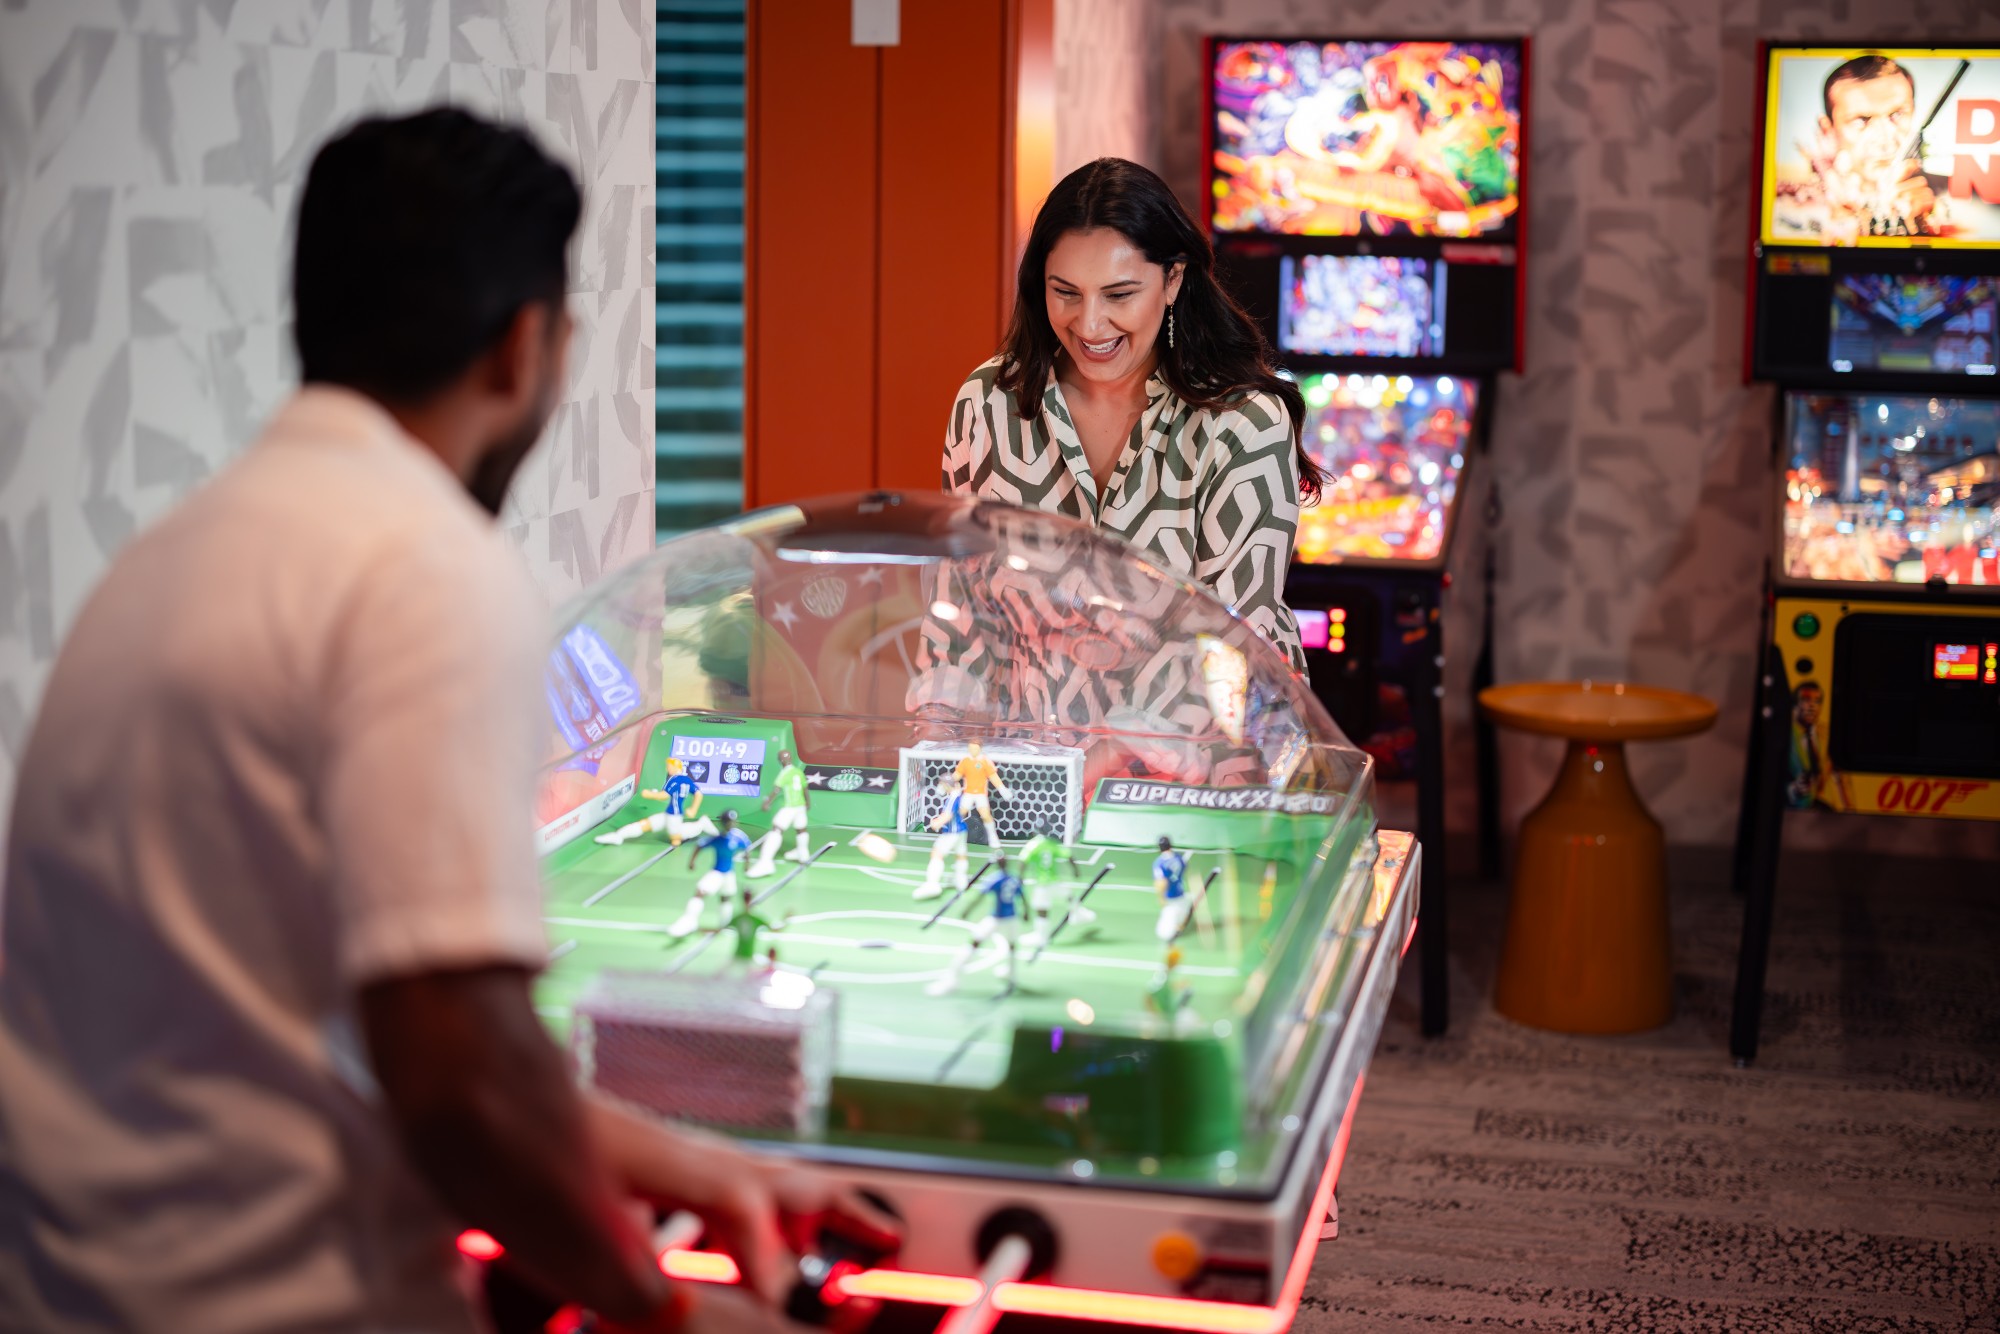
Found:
[866,774,894,788]
[858,568,885,586]
[806,771,827,785]
[769,601,800,633]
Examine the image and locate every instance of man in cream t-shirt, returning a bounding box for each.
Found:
[0,109,874,1334]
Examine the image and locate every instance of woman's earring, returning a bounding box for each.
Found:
[1167,303,1175,350]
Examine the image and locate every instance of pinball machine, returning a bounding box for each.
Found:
[1731,44,2000,1063]
[1205,35,1529,1035]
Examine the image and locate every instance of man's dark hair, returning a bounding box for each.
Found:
[293,107,582,403]
[1822,55,1915,117]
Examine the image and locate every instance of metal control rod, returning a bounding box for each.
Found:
[653,1210,703,1256]
[931,1234,1033,1334]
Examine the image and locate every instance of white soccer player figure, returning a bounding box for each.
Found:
[951,739,1012,845]
[1153,835,1193,944]
[594,756,718,847]
[914,777,973,902]
[926,854,1029,997]
[670,810,754,939]
[1147,946,1200,1035]
[747,748,811,877]
[1019,822,1091,950]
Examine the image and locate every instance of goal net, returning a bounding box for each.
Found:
[897,740,1086,843]
[573,971,836,1134]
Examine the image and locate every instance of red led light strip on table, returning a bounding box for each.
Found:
[982,1070,1374,1333]
[467,1075,1373,1334]
[457,1229,503,1262]
[661,1249,740,1283]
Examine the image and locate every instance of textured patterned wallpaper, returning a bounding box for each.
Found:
[1054,0,1160,178]
[0,0,656,808]
[1061,0,2000,854]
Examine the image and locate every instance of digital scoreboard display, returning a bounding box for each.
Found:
[669,734,767,796]
[1829,275,1998,376]
[1278,254,1445,359]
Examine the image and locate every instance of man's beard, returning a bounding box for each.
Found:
[466,389,558,517]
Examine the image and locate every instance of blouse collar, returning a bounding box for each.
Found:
[1041,370,1178,449]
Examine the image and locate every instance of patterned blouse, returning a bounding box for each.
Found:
[943,356,1306,672]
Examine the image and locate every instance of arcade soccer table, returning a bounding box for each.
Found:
[521,493,1420,1332]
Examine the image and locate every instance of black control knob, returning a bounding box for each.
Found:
[975,1206,1058,1281]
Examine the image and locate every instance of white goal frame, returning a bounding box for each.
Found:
[896,740,1086,843]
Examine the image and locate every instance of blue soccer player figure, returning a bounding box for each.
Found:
[927,853,1029,996]
[914,776,973,902]
[596,756,719,847]
[672,809,753,938]
[1153,835,1192,943]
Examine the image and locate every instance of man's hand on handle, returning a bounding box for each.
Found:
[589,1101,899,1305]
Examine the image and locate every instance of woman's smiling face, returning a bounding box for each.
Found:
[1044,227,1183,387]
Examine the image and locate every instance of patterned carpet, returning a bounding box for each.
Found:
[1300,837,2000,1333]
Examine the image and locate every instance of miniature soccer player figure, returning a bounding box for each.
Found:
[1019,822,1090,949]
[952,740,1011,844]
[926,853,1029,997]
[1147,947,1192,1015]
[1153,835,1192,943]
[725,900,776,961]
[748,748,811,877]
[914,776,974,902]
[671,809,753,938]
[595,756,718,847]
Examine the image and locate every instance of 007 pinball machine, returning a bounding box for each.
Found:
[1206,34,1529,1035]
[1732,44,2000,1063]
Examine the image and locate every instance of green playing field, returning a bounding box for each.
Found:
[543,822,1266,1033]
[536,796,1378,1191]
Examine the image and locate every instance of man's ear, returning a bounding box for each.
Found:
[484,302,551,404]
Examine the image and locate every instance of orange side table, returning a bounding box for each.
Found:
[1479,682,1717,1034]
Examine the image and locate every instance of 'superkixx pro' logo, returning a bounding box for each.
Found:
[1098,780,1340,815]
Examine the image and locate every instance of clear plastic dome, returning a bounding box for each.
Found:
[535,492,1386,1194]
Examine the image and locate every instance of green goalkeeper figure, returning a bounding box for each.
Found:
[1019,822,1093,949]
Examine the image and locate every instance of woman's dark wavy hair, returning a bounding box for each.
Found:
[996,157,1324,503]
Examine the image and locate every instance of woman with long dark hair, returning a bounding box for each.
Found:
[944,156,1324,671]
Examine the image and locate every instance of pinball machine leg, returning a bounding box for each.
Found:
[1729,639,1790,1066]
[1731,581,1776,898]
[1473,538,1502,882]
[1414,637,1449,1038]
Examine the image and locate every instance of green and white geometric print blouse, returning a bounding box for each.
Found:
[943,356,1307,674]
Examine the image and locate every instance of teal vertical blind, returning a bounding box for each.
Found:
[655,0,747,539]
